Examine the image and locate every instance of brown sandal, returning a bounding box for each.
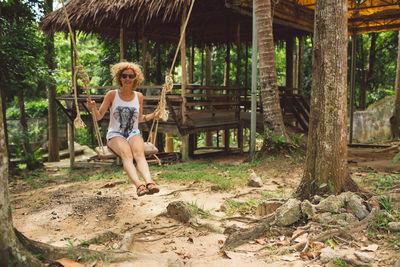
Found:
[136,184,149,197]
[146,183,160,194]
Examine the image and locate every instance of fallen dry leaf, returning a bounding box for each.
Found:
[221,250,231,259]
[281,255,298,262]
[300,251,309,260]
[255,238,267,245]
[361,244,379,252]
[310,241,325,251]
[102,183,115,188]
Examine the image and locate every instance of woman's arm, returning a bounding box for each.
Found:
[87,90,115,121]
[138,92,160,123]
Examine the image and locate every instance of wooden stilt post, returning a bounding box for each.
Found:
[120,27,124,61]
[180,3,189,160]
[189,38,195,84]
[205,46,213,147]
[222,42,230,147]
[165,133,174,152]
[142,36,148,84]
[349,33,357,144]
[69,30,76,167]
[286,36,294,89]
[201,48,204,86]
[236,23,241,86]
[236,23,243,152]
[298,36,304,93]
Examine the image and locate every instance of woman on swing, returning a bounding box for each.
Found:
[87,62,160,197]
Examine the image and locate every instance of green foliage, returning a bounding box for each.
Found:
[393,152,400,164]
[370,173,398,194]
[1,1,48,102]
[263,127,289,151]
[289,133,304,147]
[6,99,48,119]
[186,201,213,219]
[379,196,393,213]
[333,258,347,267]
[10,123,43,169]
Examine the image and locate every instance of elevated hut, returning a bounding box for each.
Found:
[40,0,400,161]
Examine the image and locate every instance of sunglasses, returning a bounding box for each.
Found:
[121,73,136,79]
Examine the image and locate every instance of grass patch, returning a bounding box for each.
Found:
[154,160,252,191]
[223,199,259,216]
[364,173,400,194]
[186,201,213,219]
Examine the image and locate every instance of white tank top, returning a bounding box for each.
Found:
[107,90,140,140]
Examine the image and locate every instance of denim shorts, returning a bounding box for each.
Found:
[106,129,141,142]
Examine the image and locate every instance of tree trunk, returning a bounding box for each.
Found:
[16,86,36,170]
[254,0,291,147]
[45,0,60,162]
[0,79,41,266]
[0,6,10,163]
[296,0,359,200]
[224,43,230,86]
[391,31,400,139]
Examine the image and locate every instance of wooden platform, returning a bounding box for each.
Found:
[56,84,308,159]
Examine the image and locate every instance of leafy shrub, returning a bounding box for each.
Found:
[6,99,48,119]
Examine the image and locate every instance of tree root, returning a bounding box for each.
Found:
[222,214,275,249]
[15,229,182,266]
[161,188,196,196]
[219,216,260,224]
[222,195,380,256]
[274,196,380,256]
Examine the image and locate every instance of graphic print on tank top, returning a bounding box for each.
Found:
[113,106,139,138]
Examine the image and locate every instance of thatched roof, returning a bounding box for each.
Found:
[40,0,400,46]
[296,0,400,34]
[229,0,400,35]
[39,0,310,45]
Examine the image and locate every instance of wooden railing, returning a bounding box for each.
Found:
[56,84,309,131]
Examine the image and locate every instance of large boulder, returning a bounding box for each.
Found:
[274,198,301,226]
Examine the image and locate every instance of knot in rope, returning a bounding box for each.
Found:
[158,75,174,121]
[75,65,90,86]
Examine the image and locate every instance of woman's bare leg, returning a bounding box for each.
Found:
[128,135,155,185]
[107,136,143,188]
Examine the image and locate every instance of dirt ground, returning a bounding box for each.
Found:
[9,143,400,266]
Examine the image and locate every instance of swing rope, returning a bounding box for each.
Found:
[147,0,195,144]
[60,0,104,153]
[60,0,195,154]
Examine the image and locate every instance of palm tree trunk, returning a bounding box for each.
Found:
[254,0,291,147]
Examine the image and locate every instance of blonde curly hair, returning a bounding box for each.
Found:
[110,62,144,87]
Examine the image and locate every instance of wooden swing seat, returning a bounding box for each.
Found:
[95,142,159,160]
